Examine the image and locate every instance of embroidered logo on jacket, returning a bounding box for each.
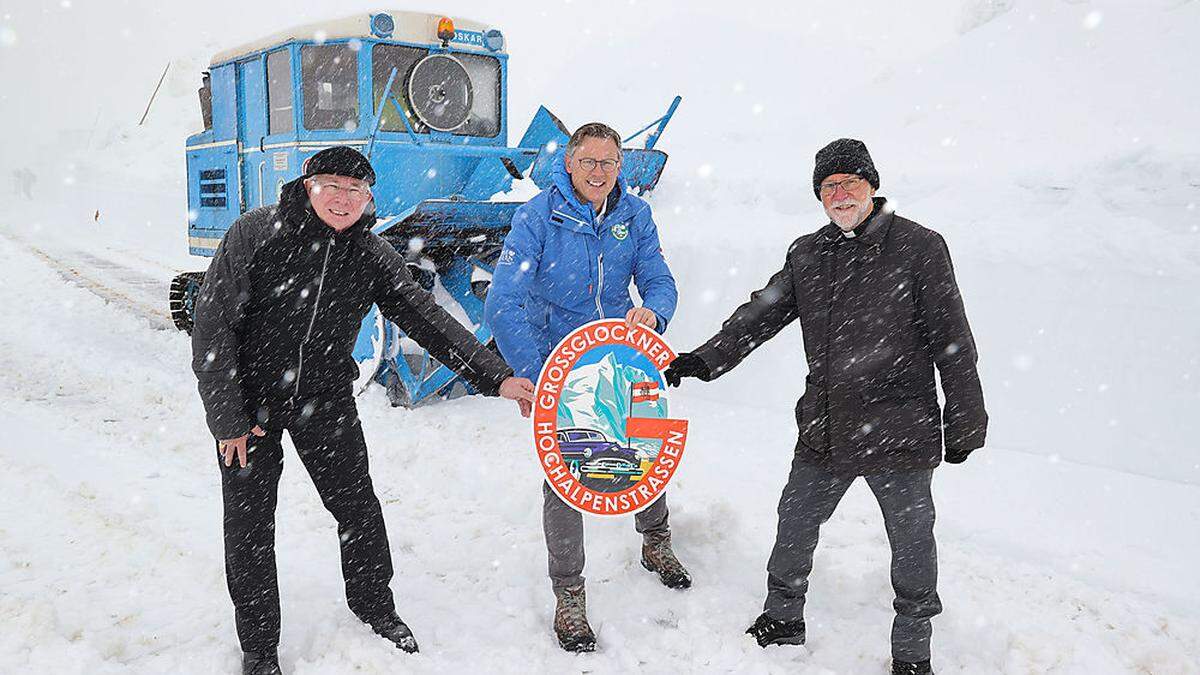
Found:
[611,222,630,241]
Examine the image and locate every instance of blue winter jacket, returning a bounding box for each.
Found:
[484,161,678,380]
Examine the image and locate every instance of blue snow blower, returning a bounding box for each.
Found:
[170,10,680,406]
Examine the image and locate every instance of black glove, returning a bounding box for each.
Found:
[944,447,976,464]
[664,352,711,387]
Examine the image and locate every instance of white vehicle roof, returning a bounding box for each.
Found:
[212,10,499,65]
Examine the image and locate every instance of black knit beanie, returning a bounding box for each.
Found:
[812,138,879,198]
[302,146,377,186]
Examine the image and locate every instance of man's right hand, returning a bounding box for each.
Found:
[664,352,711,387]
[219,425,266,468]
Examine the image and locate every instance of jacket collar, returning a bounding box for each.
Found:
[278,177,375,242]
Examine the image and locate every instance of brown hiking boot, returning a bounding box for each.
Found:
[553,584,597,652]
[641,530,692,589]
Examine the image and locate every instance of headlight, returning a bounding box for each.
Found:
[370,13,394,38]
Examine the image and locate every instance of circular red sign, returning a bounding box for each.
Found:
[533,319,689,516]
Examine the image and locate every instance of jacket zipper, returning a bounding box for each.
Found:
[552,209,589,228]
[595,252,605,319]
[553,206,606,319]
[294,238,333,400]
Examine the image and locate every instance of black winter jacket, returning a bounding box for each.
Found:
[693,198,986,474]
[192,178,513,440]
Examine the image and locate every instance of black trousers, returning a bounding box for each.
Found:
[217,397,395,653]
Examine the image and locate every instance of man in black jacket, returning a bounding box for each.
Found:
[192,147,534,675]
[665,139,986,675]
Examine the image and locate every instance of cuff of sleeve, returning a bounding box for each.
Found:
[944,428,986,453]
[478,366,515,397]
[208,414,254,442]
[687,348,719,381]
[651,310,668,333]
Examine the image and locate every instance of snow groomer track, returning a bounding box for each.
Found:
[3,232,176,331]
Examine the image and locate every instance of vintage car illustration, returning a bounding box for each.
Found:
[555,427,649,492]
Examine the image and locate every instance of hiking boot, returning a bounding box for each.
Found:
[553,584,597,653]
[745,612,806,647]
[892,659,933,675]
[241,651,282,675]
[369,614,420,654]
[641,530,692,589]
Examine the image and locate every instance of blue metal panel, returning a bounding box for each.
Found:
[497,55,509,146]
[210,65,238,141]
[260,46,299,206]
[237,57,268,210]
[620,148,669,194]
[356,42,372,139]
[460,154,517,198]
[364,143,532,215]
[186,146,240,256]
[383,254,492,402]
[352,305,391,385]
[519,106,571,189]
[260,149,294,206]
[242,150,269,210]
[237,57,268,145]
[373,199,521,238]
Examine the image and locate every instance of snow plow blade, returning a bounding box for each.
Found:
[373,199,522,252]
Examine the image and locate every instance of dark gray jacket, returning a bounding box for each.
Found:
[693,198,986,474]
[192,178,513,440]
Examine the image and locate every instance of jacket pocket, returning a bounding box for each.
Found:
[855,383,940,451]
[796,376,829,453]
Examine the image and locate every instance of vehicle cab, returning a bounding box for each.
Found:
[185,10,510,255]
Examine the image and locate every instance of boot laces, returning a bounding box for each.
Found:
[556,587,590,633]
[645,533,683,572]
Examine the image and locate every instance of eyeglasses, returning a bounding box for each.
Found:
[312,181,371,200]
[819,176,866,195]
[575,157,620,173]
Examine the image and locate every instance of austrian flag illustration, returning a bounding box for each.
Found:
[533,319,689,516]
[631,381,660,403]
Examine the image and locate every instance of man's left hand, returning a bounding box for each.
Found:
[498,376,536,418]
[625,307,658,330]
[944,447,976,464]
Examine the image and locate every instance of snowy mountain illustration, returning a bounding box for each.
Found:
[557,351,667,454]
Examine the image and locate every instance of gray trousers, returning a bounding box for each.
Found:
[542,482,670,590]
[765,456,942,662]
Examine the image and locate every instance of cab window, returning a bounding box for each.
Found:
[454,53,500,137]
[198,72,213,131]
[372,44,428,133]
[266,49,294,134]
[302,44,358,131]
[372,45,500,137]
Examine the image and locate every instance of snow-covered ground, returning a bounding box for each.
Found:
[1,1,1197,673]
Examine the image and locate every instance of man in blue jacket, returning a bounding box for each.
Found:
[485,122,687,652]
